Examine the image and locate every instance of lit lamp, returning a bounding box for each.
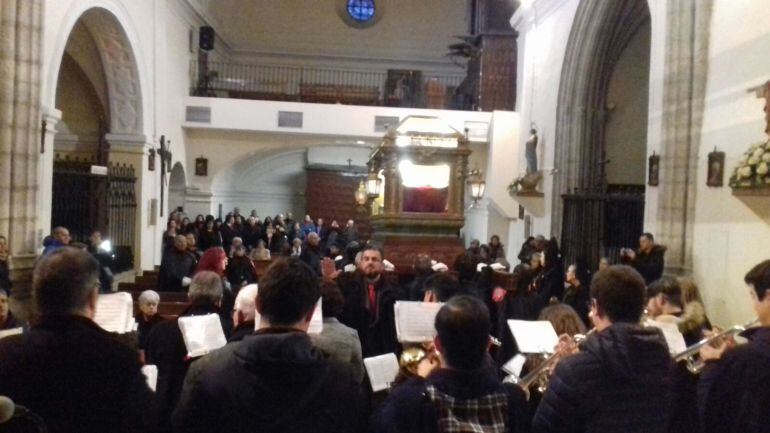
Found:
[354,180,368,206]
[468,169,486,205]
[366,169,382,200]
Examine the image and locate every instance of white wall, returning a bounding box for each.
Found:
[512,0,581,240]
[693,0,770,326]
[191,0,467,76]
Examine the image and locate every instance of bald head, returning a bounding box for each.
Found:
[52,226,71,245]
[174,235,187,251]
[233,284,259,327]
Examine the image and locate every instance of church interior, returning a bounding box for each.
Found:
[1,0,770,431]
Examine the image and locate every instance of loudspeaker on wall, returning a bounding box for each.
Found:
[199,26,215,51]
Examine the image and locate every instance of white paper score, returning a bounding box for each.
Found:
[394,301,443,343]
[507,320,560,354]
[363,353,400,392]
[178,313,227,358]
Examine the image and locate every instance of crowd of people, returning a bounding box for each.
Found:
[0,212,768,433]
[157,210,361,293]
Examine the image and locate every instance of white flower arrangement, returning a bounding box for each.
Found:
[730,140,770,188]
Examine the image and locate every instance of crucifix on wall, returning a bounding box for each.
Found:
[158,135,172,217]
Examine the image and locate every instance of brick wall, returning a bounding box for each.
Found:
[306,169,371,240]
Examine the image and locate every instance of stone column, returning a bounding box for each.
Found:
[106,133,156,273]
[37,107,62,246]
[0,0,43,318]
[656,0,713,274]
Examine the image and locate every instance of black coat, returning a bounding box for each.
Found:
[158,249,196,292]
[146,304,233,433]
[698,327,770,433]
[198,229,222,251]
[225,256,258,290]
[299,244,322,276]
[172,328,364,433]
[337,271,402,357]
[373,368,528,433]
[622,245,666,285]
[0,315,153,433]
[532,323,675,433]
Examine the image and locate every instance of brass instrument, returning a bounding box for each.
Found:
[503,330,594,395]
[673,318,759,374]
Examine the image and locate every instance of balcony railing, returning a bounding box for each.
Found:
[190,60,469,110]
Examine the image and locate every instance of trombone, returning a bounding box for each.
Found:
[673,318,759,374]
[503,330,594,395]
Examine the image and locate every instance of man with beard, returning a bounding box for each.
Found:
[336,245,402,357]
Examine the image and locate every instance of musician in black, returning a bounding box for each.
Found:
[698,259,770,433]
[532,265,675,433]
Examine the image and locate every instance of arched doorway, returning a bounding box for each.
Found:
[168,163,187,215]
[50,7,143,270]
[553,0,651,268]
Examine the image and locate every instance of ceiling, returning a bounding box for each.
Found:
[189,0,469,65]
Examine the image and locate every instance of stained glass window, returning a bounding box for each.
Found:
[347,0,375,23]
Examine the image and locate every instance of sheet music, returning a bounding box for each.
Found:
[308,298,323,334]
[93,292,134,334]
[507,320,559,354]
[394,301,443,343]
[645,319,687,355]
[141,365,158,392]
[363,353,399,392]
[177,314,227,358]
[502,353,527,377]
[0,327,23,340]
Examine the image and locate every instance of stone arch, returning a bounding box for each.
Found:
[46,2,146,136]
[169,162,187,214]
[551,0,651,236]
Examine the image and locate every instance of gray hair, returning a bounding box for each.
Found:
[234,284,259,322]
[138,290,160,306]
[34,247,99,315]
[188,271,223,306]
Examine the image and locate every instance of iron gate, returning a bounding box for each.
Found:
[52,156,136,271]
[561,189,644,271]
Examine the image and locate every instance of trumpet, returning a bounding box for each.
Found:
[503,329,594,395]
[673,318,759,374]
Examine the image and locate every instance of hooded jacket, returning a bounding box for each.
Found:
[698,327,770,433]
[532,323,675,433]
[172,328,364,433]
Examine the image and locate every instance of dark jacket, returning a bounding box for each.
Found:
[227,319,255,343]
[146,304,233,433]
[622,245,666,285]
[172,328,365,433]
[137,313,164,351]
[698,327,770,433]
[562,283,590,327]
[0,315,153,433]
[198,229,222,251]
[337,271,402,357]
[0,310,20,330]
[225,255,258,290]
[532,323,675,433]
[299,243,322,275]
[374,368,528,433]
[158,249,196,292]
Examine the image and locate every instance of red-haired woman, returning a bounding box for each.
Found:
[195,247,235,327]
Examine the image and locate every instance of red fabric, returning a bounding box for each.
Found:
[402,187,449,213]
[368,283,377,312]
